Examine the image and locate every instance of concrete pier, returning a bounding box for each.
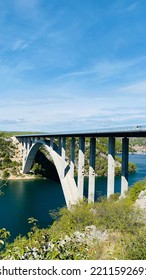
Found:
[58,137,61,156]
[121,137,129,196]
[70,137,75,178]
[26,138,31,155]
[50,137,54,149]
[61,137,66,178]
[88,137,96,202]
[77,137,85,199]
[22,137,27,171]
[107,137,115,197]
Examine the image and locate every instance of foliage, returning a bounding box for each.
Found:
[121,228,146,259]
[0,228,10,251]
[128,162,136,173]
[49,200,96,239]
[2,170,10,180]
[130,137,146,147]
[1,179,146,260]
[0,134,21,178]
[94,197,144,233]
[126,179,146,202]
[0,227,90,260]
[31,162,43,177]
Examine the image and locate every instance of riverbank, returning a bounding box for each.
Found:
[0,173,48,181]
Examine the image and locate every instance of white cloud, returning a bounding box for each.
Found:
[118,80,146,94]
[59,56,146,82]
[12,40,29,51]
[124,2,139,12]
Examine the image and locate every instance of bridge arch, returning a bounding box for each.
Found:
[22,140,79,208]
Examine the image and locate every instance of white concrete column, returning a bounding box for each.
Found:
[31,137,34,144]
[107,137,115,197]
[121,137,129,195]
[22,137,27,171]
[88,137,96,202]
[70,137,75,178]
[26,138,31,156]
[19,138,23,157]
[23,137,27,158]
[77,137,85,199]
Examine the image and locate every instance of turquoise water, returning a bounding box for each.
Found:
[0,154,146,241]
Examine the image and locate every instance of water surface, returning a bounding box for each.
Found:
[0,154,146,241]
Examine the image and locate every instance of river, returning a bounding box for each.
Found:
[0,153,146,241]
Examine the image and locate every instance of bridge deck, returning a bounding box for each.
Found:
[15,127,146,138]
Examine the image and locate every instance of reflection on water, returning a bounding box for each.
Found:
[0,179,66,241]
[0,154,146,241]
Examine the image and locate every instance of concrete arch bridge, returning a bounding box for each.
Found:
[15,127,146,208]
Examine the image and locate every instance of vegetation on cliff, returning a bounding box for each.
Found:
[1,179,146,260]
[0,133,21,179]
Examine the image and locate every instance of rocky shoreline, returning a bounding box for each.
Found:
[0,174,41,181]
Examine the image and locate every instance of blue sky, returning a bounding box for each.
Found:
[0,0,146,132]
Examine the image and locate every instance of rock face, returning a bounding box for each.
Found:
[11,136,22,163]
[135,190,146,210]
[72,225,108,245]
[85,225,107,242]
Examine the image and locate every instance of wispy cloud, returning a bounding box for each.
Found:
[59,56,146,82]
[118,80,146,94]
[12,39,29,51]
[123,2,139,12]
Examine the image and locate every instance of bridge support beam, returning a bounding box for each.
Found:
[77,137,85,199]
[50,137,54,149]
[70,137,75,178]
[58,137,61,156]
[61,137,66,178]
[107,137,115,197]
[121,137,129,196]
[22,137,27,171]
[26,138,31,155]
[88,137,96,202]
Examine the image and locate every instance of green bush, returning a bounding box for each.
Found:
[128,162,136,173]
[126,179,146,202]
[94,197,144,233]
[121,228,146,259]
[1,227,90,260]
[49,200,96,239]
[2,170,10,180]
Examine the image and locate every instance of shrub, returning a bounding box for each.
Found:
[121,228,146,259]
[94,197,145,233]
[2,170,10,180]
[49,200,96,239]
[126,179,146,202]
